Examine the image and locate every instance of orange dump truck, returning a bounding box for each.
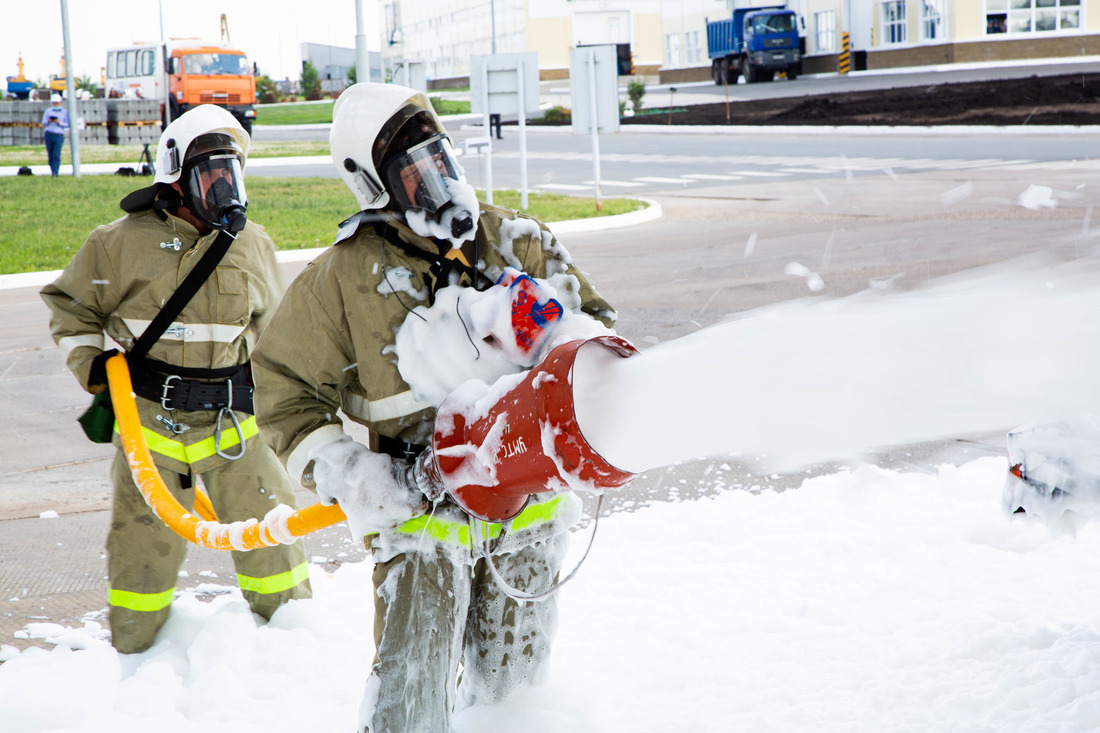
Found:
[105,42,257,133]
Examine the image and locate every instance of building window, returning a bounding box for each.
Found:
[815,9,837,52]
[665,32,681,67]
[685,30,702,65]
[986,0,1081,34]
[882,1,907,44]
[922,0,945,40]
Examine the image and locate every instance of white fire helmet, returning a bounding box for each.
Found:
[154,105,251,233]
[154,104,249,185]
[330,82,456,212]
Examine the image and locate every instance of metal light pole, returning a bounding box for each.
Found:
[490,0,497,53]
[160,0,171,125]
[60,0,81,177]
[355,0,371,84]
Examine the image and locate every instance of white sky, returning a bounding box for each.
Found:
[3,1,382,87]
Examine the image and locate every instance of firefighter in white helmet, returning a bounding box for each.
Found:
[41,105,312,654]
[251,83,616,732]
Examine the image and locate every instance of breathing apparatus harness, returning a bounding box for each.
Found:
[111,174,253,461]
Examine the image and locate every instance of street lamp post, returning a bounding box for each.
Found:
[60,0,81,177]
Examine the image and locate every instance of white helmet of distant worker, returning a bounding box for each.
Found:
[331,82,476,243]
[152,104,251,233]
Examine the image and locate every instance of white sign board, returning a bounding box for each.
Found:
[569,45,620,135]
[392,59,427,92]
[469,52,540,117]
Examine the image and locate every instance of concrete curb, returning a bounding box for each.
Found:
[0,198,663,289]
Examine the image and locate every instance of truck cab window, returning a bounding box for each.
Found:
[182,53,248,76]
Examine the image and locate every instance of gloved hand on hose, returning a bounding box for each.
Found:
[86,348,120,394]
[308,434,436,538]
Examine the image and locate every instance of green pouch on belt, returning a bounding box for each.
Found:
[78,390,115,444]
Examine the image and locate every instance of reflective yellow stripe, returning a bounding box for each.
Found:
[108,585,176,613]
[236,562,310,595]
[116,415,258,466]
[396,495,567,547]
[510,495,566,532]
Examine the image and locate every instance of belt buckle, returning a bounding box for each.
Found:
[161,374,181,411]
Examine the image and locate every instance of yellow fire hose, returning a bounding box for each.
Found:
[106,353,346,550]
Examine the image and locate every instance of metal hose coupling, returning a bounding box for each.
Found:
[412,448,446,502]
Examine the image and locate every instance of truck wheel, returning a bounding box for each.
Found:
[742,58,757,84]
[712,61,722,85]
[786,69,798,81]
[240,118,253,136]
[168,96,181,123]
[725,59,738,85]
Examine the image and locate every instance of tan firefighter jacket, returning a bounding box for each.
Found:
[252,205,617,495]
[41,207,284,476]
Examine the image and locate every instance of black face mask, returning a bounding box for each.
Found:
[183,153,248,233]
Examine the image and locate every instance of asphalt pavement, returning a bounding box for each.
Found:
[4,61,1099,653]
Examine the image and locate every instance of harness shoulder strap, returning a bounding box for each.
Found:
[129,228,237,362]
[369,220,495,298]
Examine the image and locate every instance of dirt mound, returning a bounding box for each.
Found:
[621,73,1100,127]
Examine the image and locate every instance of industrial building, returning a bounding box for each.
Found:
[381,0,1099,85]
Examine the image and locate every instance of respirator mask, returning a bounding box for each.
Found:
[182,149,248,234]
[382,134,476,242]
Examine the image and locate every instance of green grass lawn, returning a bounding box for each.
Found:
[256,101,334,125]
[0,176,644,274]
[257,96,471,126]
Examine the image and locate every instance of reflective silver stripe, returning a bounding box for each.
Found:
[121,317,247,344]
[57,333,105,360]
[343,390,433,423]
[287,424,345,486]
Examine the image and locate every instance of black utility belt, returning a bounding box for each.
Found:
[130,359,255,415]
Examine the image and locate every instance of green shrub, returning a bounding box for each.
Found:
[627,80,646,113]
[300,60,322,101]
[543,105,571,122]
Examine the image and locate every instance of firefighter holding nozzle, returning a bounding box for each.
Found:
[41,105,312,654]
[251,83,616,732]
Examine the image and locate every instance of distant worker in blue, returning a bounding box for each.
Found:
[42,94,69,177]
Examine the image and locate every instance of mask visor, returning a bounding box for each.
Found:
[184,153,248,232]
[382,134,465,217]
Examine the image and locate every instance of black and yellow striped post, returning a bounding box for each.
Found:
[839,31,851,75]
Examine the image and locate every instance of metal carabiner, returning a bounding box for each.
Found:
[214,378,246,461]
[156,414,190,435]
[161,374,181,412]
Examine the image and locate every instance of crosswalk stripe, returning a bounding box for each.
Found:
[583,179,647,187]
[635,176,695,184]
[684,174,743,180]
[537,183,591,191]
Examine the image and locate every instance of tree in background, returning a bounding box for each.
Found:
[255,74,279,104]
[300,60,322,101]
[346,65,357,86]
[627,79,646,114]
[75,75,97,97]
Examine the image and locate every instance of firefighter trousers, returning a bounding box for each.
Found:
[106,442,312,654]
[361,532,566,733]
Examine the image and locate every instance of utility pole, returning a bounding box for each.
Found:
[491,0,497,53]
[355,0,371,84]
[159,0,170,126]
[60,0,81,177]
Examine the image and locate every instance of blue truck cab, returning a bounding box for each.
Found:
[707,6,801,84]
